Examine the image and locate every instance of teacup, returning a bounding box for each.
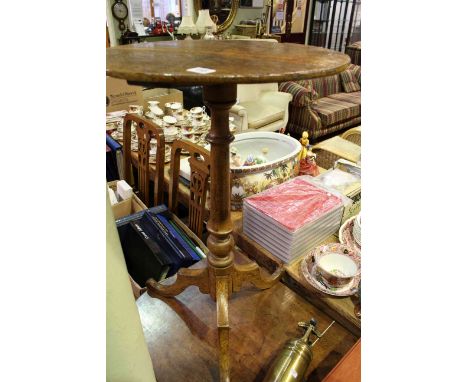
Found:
[170,102,182,111]
[129,105,143,115]
[148,100,160,108]
[190,106,203,115]
[163,115,177,125]
[316,252,358,289]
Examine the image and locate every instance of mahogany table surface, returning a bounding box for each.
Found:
[137,252,358,382]
[106,40,350,86]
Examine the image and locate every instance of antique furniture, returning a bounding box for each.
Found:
[228,39,293,133]
[194,0,239,33]
[123,114,165,207]
[230,82,293,132]
[322,338,361,382]
[137,252,358,381]
[169,139,211,239]
[312,135,361,170]
[341,125,361,146]
[279,64,361,140]
[345,41,361,65]
[107,40,350,381]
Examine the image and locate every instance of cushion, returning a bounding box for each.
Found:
[340,69,361,93]
[279,81,316,106]
[307,74,341,98]
[328,92,361,106]
[241,101,284,129]
[348,64,361,84]
[313,97,360,127]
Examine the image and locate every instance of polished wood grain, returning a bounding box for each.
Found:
[322,339,361,382]
[106,40,350,86]
[169,139,211,239]
[138,252,359,382]
[123,114,165,206]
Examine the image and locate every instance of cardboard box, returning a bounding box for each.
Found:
[107,181,148,220]
[106,77,184,113]
[106,77,144,113]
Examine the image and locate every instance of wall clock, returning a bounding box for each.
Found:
[112,0,129,31]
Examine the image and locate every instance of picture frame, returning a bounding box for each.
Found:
[240,0,264,9]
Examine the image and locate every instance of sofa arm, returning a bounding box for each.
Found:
[287,103,322,138]
[229,104,248,132]
[279,81,316,107]
[259,91,292,114]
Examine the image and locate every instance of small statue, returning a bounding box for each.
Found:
[299,131,309,160]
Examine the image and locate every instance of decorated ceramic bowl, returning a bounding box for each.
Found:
[316,252,358,288]
[230,132,301,210]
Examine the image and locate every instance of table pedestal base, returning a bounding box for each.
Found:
[147,263,283,381]
[146,83,284,381]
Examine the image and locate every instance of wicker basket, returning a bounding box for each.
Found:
[341,126,361,146]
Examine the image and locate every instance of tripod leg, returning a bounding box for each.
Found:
[216,276,230,382]
[146,267,209,298]
[232,262,284,292]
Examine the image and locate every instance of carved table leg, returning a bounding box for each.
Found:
[216,276,230,382]
[146,267,209,297]
[232,262,284,292]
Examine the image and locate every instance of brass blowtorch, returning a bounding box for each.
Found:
[263,318,335,382]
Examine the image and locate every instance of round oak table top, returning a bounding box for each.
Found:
[106,40,350,86]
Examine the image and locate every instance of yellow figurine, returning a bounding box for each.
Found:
[299,131,309,160]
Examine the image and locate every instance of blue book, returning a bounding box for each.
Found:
[140,212,194,271]
[152,213,200,261]
[106,134,121,152]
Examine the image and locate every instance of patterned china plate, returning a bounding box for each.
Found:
[339,215,361,255]
[301,243,360,297]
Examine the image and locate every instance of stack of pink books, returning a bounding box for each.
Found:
[243,176,346,263]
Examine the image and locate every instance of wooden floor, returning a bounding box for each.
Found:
[137,252,358,382]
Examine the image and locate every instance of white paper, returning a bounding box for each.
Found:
[253,0,263,7]
[187,67,216,74]
[276,11,284,21]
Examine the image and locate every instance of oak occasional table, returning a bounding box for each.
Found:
[107,40,350,381]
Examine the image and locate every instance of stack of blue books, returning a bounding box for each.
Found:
[116,205,206,286]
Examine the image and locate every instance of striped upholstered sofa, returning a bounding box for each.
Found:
[279,64,361,141]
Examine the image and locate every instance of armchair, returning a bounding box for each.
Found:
[229,83,293,133]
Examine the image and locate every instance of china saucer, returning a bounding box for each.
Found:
[339,215,361,255]
[300,243,360,297]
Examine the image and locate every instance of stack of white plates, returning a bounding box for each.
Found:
[352,213,361,245]
[243,176,346,263]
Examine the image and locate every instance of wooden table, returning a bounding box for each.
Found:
[108,40,351,381]
[137,251,359,382]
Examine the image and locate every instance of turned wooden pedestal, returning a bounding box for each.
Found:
[107,40,350,381]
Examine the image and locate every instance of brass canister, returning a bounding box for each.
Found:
[262,338,312,382]
[263,319,333,382]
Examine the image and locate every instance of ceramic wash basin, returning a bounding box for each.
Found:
[230,131,301,210]
[178,131,301,210]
